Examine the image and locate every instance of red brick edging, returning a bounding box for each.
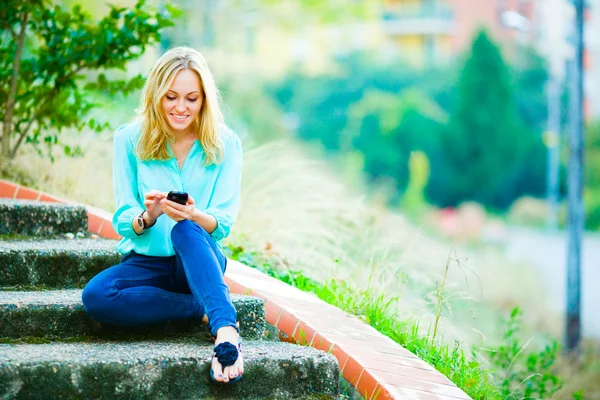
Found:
[1,179,471,400]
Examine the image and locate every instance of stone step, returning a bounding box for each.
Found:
[0,290,265,340]
[0,199,87,237]
[0,238,120,287]
[0,340,339,399]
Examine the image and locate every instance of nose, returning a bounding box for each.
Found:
[175,99,186,113]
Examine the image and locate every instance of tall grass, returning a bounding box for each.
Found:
[227,241,501,398]
[233,140,557,346]
[226,240,575,399]
[6,128,114,211]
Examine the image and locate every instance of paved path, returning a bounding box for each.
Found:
[505,227,600,339]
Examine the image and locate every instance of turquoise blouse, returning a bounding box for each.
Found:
[111,119,242,256]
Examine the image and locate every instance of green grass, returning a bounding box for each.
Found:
[0,335,97,345]
[225,243,502,399]
[225,242,573,399]
[0,284,67,292]
[0,233,32,240]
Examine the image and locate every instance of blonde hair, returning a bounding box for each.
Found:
[136,46,224,165]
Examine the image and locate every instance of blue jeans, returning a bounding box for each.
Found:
[82,220,237,337]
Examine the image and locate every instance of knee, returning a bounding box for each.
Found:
[81,278,114,323]
[171,220,208,248]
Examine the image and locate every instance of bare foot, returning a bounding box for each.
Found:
[211,326,244,383]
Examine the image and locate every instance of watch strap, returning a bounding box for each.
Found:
[137,212,144,229]
[141,210,157,229]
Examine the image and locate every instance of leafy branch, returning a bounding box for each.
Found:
[0,0,181,161]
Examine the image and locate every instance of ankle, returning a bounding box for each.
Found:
[216,326,238,337]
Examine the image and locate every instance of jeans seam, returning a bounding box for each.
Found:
[117,290,197,303]
[110,274,171,294]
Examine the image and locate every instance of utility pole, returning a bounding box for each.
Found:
[546,75,562,231]
[565,0,584,353]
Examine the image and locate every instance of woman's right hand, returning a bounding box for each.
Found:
[143,190,166,222]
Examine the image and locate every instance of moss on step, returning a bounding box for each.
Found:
[0,284,60,291]
[0,233,31,240]
[0,335,98,345]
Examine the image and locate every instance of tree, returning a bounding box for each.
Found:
[0,0,179,161]
[584,121,600,231]
[345,88,446,197]
[435,30,545,209]
[270,54,417,152]
[512,48,549,134]
[241,0,381,25]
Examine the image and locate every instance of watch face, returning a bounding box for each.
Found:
[137,215,144,228]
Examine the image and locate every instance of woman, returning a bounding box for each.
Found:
[82,46,244,384]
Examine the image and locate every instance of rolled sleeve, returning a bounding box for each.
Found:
[111,124,144,239]
[205,132,243,241]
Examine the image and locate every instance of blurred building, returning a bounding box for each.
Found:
[381,0,599,119]
[73,0,598,119]
[380,0,454,65]
[157,0,384,78]
[380,0,538,65]
[536,0,599,120]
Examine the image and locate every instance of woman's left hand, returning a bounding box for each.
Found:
[160,195,197,222]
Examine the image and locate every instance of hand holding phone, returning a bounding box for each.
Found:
[162,191,196,222]
[167,191,189,205]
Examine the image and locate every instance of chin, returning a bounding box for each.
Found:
[168,121,193,132]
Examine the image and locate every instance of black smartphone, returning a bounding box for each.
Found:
[167,191,189,205]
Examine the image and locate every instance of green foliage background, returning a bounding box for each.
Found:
[0,0,177,161]
[268,31,552,213]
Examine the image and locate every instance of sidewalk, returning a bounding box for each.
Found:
[505,227,600,339]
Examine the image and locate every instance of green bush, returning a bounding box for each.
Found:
[508,196,549,227]
[489,308,563,399]
[269,33,549,213]
[0,0,178,161]
[401,150,431,214]
[345,88,445,200]
[584,121,600,230]
[224,243,584,399]
[226,243,499,398]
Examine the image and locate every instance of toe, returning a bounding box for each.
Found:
[236,357,244,375]
[229,364,238,379]
[212,357,225,382]
[222,366,231,382]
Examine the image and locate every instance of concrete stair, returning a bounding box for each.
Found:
[0,290,266,341]
[0,238,121,287]
[0,341,338,400]
[0,199,340,399]
[0,199,87,237]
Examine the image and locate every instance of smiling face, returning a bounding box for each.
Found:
[162,69,203,136]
